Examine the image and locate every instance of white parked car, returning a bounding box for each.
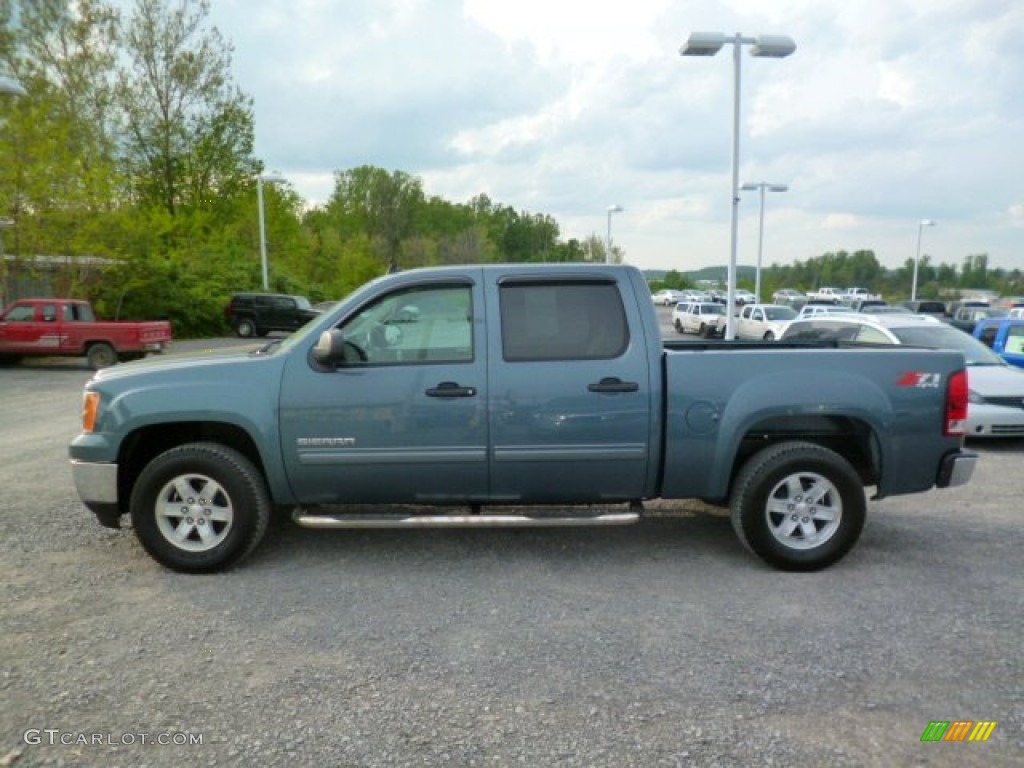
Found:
[735,304,798,340]
[652,289,685,306]
[780,314,1024,438]
[677,302,726,336]
[670,302,694,332]
[733,289,758,305]
[796,304,857,319]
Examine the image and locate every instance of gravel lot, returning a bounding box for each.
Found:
[2,332,1022,767]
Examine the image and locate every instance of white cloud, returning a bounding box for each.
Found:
[192,0,1024,273]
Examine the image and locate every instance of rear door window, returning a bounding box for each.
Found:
[500,282,628,361]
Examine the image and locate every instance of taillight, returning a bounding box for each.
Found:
[82,392,100,433]
[945,369,968,436]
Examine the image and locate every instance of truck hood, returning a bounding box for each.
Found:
[89,343,271,384]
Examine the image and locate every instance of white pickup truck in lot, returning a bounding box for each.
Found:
[839,287,883,304]
[807,287,844,304]
[735,304,799,340]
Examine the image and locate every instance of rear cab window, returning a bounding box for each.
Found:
[499,282,628,361]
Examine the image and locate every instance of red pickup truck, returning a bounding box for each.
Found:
[0,298,172,369]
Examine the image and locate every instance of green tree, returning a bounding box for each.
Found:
[328,166,425,272]
[0,0,122,296]
[117,0,258,221]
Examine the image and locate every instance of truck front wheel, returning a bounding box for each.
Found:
[129,442,270,573]
[729,441,865,571]
[86,342,117,370]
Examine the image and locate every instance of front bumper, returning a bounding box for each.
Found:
[936,450,978,488]
[966,403,1024,438]
[70,460,122,528]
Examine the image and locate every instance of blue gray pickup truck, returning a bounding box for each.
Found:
[70,265,977,573]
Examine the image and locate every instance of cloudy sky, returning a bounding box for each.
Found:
[204,0,1023,273]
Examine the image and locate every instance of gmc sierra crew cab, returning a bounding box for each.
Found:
[69,265,977,573]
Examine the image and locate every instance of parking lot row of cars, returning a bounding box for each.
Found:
[651,288,756,307]
[659,294,1024,439]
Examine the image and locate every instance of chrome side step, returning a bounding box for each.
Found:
[292,511,640,529]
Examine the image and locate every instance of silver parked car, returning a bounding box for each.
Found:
[780,314,1024,438]
[652,289,686,306]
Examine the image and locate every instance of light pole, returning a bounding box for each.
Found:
[911,219,935,301]
[1,74,26,304]
[740,182,788,302]
[606,204,623,263]
[257,173,286,291]
[680,32,796,339]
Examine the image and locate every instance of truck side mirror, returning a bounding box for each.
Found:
[312,329,347,366]
[311,328,367,368]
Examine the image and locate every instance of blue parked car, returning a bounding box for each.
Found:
[974,318,1024,368]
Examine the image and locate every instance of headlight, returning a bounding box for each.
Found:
[967,389,986,405]
[82,392,100,432]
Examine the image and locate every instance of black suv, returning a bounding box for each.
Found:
[225,293,319,337]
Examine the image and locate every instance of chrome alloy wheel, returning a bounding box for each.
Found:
[765,471,842,550]
[154,474,234,552]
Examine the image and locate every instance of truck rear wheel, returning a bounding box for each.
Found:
[86,342,117,370]
[129,442,270,573]
[729,441,865,571]
[235,318,256,337]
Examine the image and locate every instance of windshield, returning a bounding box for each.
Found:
[293,296,312,310]
[765,306,797,321]
[891,325,1006,366]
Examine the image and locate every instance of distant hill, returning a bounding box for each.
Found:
[642,265,756,284]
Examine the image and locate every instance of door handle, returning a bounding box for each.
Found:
[588,377,639,393]
[425,381,477,398]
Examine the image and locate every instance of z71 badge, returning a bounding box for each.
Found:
[897,372,942,388]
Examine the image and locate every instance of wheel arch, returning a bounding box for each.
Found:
[83,339,117,353]
[726,414,880,495]
[117,421,271,515]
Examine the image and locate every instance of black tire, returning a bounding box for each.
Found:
[86,342,117,370]
[235,318,256,338]
[674,319,684,333]
[729,441,866,571]
[129,442,271,573]
[0,354,23,366]
[763,331,775,341]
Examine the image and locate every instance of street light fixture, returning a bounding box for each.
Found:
[0,75,27,97]
[257,173,286,291]
[606,204,623,264]
[911,219,935,301]
[680,31,796,339]
[740,182,788,302]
